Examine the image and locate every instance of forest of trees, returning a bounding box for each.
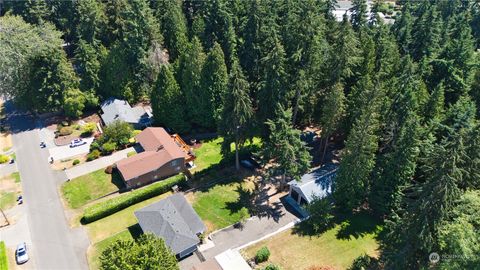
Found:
[1,0,480,269]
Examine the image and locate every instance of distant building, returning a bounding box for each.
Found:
[100,98,152,129]
[134,193,205,259]
[116,127,195,188]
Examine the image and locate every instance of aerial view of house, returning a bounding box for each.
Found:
[116,127,195,188]
[1,1,478,270]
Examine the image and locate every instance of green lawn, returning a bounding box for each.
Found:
[0,172,22,210]
[193,138,224,172]
[0,241,8,270]
[244,214,381,270]
[62,169,122,209]
[88,230,135,270]
[0,192,15,210]
[191,180,254,232]
[11,172,20,183]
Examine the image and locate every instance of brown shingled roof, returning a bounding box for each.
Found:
[116,127,187,181]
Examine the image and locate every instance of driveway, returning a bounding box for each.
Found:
[200,198,300,260]
[48,137,94,161]
[5,101,90,270]
[65,147,136,179]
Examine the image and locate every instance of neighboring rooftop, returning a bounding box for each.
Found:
[192,249,251,270]
[289,164,338,203]
[100,98,152,126]
[116,127,190,181]
[134,193,205,255]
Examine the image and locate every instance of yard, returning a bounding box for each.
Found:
[0,241,7,270]
[85,192,172,269]
[243,213,381,270]
[0,172,22,211]
[61,169,123,209]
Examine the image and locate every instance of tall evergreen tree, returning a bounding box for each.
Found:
[75,0,106,44]
[349,0,368,31]
[151,65,189,133]
[218,61,253,170]
[200,42,228,127]
[262,106,311,187]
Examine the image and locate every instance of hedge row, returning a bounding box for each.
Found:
[82,174,185,224]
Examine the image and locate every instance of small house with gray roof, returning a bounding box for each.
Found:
[134,193,205,259]
[100,98,152,128]
[288,164,338,206]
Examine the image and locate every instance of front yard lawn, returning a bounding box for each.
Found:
[193,137,224,172]
[62,169,123,209]
[243,214,381,270]
[0,173,22,210]
[190,178,255,232]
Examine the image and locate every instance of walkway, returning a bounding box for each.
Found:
[65,147,136,179]
[200,201,300,260]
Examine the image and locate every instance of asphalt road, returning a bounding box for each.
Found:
[6,102,89,270]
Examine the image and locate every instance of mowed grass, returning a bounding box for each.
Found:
[0,192,15,210]
[191,180,254,232]
[193,138,224,172]
[11,172,20,183]
[0,172,22,210]
[62,169,122,209]
[243,214,381,270]
[88,230,134,270]
[0,241,7,270]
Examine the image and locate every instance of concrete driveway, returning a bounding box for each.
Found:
[5,101,89,270]
[48,137,94,161]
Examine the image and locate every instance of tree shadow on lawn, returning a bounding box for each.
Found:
[292,210,382,240]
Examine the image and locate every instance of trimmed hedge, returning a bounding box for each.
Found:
[82,174,185,224]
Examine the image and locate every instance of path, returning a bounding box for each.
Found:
[65,147,136,179]
[4,101,90,270]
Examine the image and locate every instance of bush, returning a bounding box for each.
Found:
[90,141,100,151]
[59,126,73,136]
[101,141,117,154]
[87,149,101,161]
[104,165,113,174]
[102,120,133,147]
[264,264,280,270]
[349,254,378,270]
[72,159,80,166]
[82,174,185,223]
[0,155,9,164]
[81,122,96,136]
[255,246,270,263]
[127,151,137,157]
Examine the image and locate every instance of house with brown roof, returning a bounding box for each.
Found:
[116,127,195,188]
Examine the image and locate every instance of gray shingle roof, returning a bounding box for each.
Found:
[289,164,338,203]
[100,98,152,126]
[134,193,205,255]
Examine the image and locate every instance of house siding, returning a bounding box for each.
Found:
[125,157,185,188]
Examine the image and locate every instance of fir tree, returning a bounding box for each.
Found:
[154,0,188,61]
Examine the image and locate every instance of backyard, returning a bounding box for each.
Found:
[61,169,123,209]
[243,213,382,270]
[0,172,22,211]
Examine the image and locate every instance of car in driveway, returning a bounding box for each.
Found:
[15,242,29,264]
[69,139,87,148]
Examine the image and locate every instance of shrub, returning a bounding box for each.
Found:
[59,126,73,136]
[101,141,117,154]
[264,264,280,270]
[349,254,378,270]
[0,155,9,164]
[87,149,101,161]
[82,174,185,223]
[81,122,96,136]
[90,141,100,151]
[72,159,80,166]
[127,151,137,157]
[104,165,113,174]
[102,120,133,147]
[255,247,270,263]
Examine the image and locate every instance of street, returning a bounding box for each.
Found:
[4,101,89,270]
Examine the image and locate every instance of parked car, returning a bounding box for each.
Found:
[40,141,46,148]
[69,138,87,148]
[15,242,29,264]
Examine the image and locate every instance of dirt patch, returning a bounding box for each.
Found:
[0,133,12,152]
[51,154,87,170]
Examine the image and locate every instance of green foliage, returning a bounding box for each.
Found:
[73,159,80,166]
[263,264,280,270]
[63,88,86,118]
[87,149,101,161]
[151,65,189,133]
[82,123,97,136]
[99,233,178,270]
[0,155,9,164]
[255,246,271,263]
[262,106,311,184]
[82,175,184,223]
[348,254,377,270]
[0,241,7,270]
[75,40,107,92]
[306,196,334,233]
[101,141,117,155]
[154,0,188,61]
[100,121,133,147]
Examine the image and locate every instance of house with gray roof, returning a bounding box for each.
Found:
[288,164,338,207]
[134,193,205,259]
[100,98,152,128]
